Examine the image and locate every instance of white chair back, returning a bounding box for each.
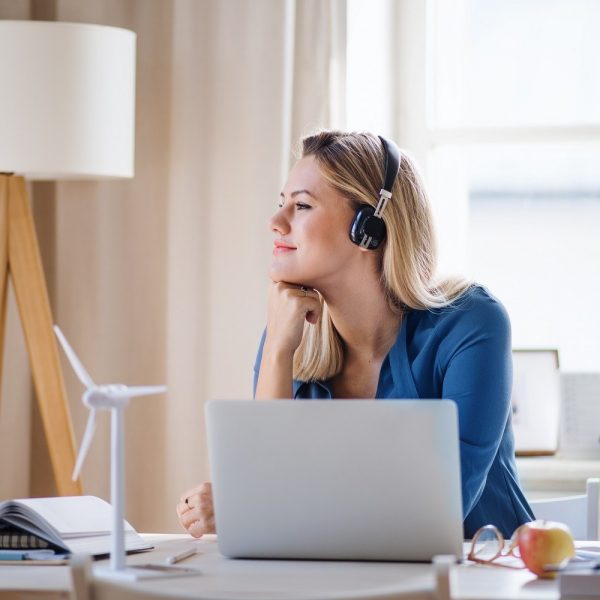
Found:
[528,478,599,540]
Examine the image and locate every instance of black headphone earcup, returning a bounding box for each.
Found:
[349,205,386,249]
[349,205,374,246]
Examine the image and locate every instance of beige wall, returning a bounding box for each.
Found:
[0,0,337,532]
[164,1,289,524]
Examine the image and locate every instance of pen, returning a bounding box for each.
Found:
[165,547,198,565]
[0,551,29,561]
[0,550,57,561]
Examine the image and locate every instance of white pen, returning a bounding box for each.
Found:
[165,547,198,565]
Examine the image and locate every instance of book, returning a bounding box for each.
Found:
[0,495,152,558]
[559,569,600,598]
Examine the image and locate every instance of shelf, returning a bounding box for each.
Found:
[516,456,600,495]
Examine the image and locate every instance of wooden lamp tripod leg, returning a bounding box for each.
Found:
[0,178,9,389]
[3,175,81,496]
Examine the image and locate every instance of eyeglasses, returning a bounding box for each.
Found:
[467,524,526,570]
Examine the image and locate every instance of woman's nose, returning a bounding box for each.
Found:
[268,207,290,235]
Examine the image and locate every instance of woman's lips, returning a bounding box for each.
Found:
[273,241,296,255]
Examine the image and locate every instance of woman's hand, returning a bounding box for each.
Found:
[264,282,322,356]
[255,282,322,399]
[176,482,215,538]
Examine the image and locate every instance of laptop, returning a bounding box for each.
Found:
[205,399,463,561]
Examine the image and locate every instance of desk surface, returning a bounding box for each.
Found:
[2,533,593,600]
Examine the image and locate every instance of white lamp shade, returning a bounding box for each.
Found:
[0,21,136,180]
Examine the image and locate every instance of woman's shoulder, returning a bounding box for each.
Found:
[450,283,508,320]
[411,284,510,337]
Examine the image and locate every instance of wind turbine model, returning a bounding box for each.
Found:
[54,325,167,580]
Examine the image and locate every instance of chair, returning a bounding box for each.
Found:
[528,478,600,540]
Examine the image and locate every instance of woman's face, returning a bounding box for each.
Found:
[268,156,360,288]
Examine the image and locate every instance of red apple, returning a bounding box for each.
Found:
[516,520,576,578]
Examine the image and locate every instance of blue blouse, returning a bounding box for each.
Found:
[253,285,534,538]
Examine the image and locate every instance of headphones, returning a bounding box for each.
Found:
[349,135,401,250]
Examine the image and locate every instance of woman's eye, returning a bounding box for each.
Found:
[296,202,311,210]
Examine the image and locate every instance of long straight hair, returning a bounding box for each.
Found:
[293,130,471,382]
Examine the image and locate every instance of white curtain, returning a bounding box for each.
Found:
[0,0,345,532]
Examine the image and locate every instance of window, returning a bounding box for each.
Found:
[429,0,600,370]
[347,0,600,370]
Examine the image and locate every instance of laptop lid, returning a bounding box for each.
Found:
[206,399,463,561]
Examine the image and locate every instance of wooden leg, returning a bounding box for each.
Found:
[0,177,9,390]
[7,176,81,496]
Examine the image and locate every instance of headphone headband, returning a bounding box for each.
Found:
[378,135,401,196]
[373,136,401,221]
[348,135,401,249]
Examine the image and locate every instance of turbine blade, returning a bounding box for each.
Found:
[72,410,97,481]
[54,325,95,388]
[110,385,167,399]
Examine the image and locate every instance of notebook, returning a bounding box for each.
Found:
[0,495,152,558]
[206,399,463,561]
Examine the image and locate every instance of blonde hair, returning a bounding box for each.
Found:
[293,130,471,382]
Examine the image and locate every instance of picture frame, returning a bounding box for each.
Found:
[559,372,600,459]
[511,349,561,456]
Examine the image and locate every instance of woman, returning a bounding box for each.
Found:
[177,130,533,539]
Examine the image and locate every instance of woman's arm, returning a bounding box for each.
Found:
[440,294,513,518]
[255,337,295,399]
[254,282,321,400]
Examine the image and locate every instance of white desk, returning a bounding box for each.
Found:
[1,534,589,600]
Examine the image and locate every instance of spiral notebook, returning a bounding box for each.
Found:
[0,495,152,557]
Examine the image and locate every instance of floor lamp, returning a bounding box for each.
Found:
[0,21,136,496]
